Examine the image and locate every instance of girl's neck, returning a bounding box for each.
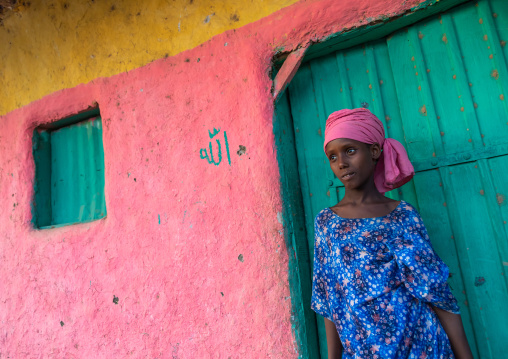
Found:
[341,179,387,205]
[341,189,387,205]
[331,181,398,219]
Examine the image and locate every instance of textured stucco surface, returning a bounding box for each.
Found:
[0,0,299,116]
[1,0,433,357]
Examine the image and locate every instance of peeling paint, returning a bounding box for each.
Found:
[474,277,486,286]
[203,12,215,24]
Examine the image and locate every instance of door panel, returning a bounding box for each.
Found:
[286,0,508,357]
[438,159,508,357]
[411,168,478,354]
[289,64,336,356]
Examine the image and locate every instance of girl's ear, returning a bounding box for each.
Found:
[370,143,382,160]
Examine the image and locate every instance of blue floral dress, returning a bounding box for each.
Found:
[311,201,459,359]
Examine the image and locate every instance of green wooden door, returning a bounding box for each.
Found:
[285,0,508,357]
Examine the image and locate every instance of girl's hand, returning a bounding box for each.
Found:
[324,317,343,359]
[431,305,474,359]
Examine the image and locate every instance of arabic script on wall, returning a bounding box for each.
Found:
[199,128,231,166]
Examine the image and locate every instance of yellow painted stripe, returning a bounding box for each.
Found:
[0,0,299,115]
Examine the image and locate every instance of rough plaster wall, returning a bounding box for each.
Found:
[1,43,293,357]
[0,0,300,116]
[0,0,434,357]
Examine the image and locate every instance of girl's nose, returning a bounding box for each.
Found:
[338,154,349,169]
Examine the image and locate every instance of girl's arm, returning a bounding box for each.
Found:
[324,318,343,359]
[431,305,474,359]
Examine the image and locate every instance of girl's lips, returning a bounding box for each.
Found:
[342,172,356,180]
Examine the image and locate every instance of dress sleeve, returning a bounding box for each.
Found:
[311,215,333,320]
[388,208,460,314]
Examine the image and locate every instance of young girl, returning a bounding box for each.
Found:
[311,108,473,359]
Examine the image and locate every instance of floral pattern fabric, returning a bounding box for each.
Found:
[311,201,460,358]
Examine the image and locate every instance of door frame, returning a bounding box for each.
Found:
[271,0,470,357]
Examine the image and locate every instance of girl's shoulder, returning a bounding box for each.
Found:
[392,200,416,214]
[314,207,335,226]
[389,201,426,229]
[393,200,420,217]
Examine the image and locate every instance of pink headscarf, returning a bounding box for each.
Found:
[324,108,414,193]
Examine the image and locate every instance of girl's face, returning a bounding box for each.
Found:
[325,138,381,190]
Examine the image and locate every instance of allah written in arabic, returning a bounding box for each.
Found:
[199,127,231,166]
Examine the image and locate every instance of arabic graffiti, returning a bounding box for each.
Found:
[199,127,231,166]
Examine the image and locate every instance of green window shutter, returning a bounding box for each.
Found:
[33,115,106,228]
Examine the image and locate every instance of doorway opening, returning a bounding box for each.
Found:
[274,0,508,357]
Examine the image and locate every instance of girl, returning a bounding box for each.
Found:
[311,108,473,359]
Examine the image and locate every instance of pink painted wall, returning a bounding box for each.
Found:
[0,0,431,356]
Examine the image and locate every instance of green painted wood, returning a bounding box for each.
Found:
[289,64,332,359]
[308,55,345,212]
[284,0,471,66]
[439,161,508,357]
[412,169,479,356]
[289,65,331,260]
[451,0,508,145]
[492,0,508,67]
[410,143,508,172]
[388,28,439,162]
[273,92,321,358]
[408,12,478,155]
[51,117,106,226]
[487,155,508,284]
[284,0,508,357]
[32,116,106,228]
[334,53,354,109]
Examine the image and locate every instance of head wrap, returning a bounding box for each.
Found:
[324,108,414,193]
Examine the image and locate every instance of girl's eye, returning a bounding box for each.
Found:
[329,154,337,161]
[346,148,356,155]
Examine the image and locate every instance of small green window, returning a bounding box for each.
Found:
[32,109,107,228]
